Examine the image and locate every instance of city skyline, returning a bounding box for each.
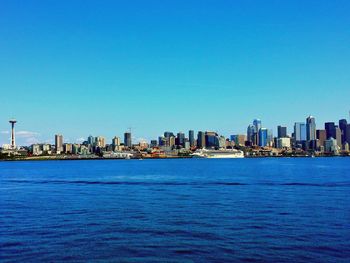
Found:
[1,112,349,147]
[1,1,350,145]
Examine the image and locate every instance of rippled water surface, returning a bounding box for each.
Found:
[1,158,350,262]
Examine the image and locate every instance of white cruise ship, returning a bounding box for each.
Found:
[191,148,244,159]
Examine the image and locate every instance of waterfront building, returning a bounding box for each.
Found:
[64,143,73,154]
[277,126,287,138]
[79,145,89,155]
[42,144,51,152]
[205,131,219,148]
[96,136,106,148]
[218,136,226,148]
[231,135,246,146]
[276,137,291,149]
[324,137,339,154]
[259,128,268,147]
[344,142,349,152]
[31,144,42,155]
[197,131,205,148]
[72,144,80,154]
[150,140,158,147]
[294,123,306,142]
[124,132,132,148]
[112,136,120,147]
[339,119,348,144]
[55,134,63,153]
[325,122,336,139]
[306,116,316,141]
[189,130,195,147]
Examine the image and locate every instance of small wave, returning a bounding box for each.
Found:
[4,180,350,187]
[0,241,23,248]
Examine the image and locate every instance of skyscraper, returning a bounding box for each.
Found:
[247,124,256,145]
[335,126,342,147]
[55,134,63,153]
[164,131,175,138]
[124,132,132,148]
[205,131,219,148]
[346,124,350,144]
[253,119,261,145]
[277,126,287,138]
[294,122,306,142]
[112,136,120,147]
[197,131,205,148]
[259,128,268,147]
[189,130,195,147]
[96,136,106,147]
[316,129,327,148]
[88,135,94,145]
[339,119,348,144]
[306,116,316,141]
[325,122,336,139]
[176,132,185,147]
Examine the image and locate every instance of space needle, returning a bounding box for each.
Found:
[9,119,17,149]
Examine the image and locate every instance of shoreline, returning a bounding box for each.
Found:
[1,155,349,162]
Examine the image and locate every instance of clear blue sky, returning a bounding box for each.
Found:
[0,0,349,145]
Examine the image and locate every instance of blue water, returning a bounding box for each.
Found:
[0,158,350,262]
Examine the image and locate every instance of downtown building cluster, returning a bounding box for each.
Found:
[1,113,350,159]
[246,115,350,155]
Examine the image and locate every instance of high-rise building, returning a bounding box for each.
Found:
[205,131,219,148]
[197,131,205,148]
[158,136,167,146]
[276,137,291,149]
[189,130,195,147]
[88,135,95,145]
[112,136,120,147]
[335,126,342,147]
[176,132,185,147]
[346,124,350,144]
[277,126,287,138]
[253,119,262,145]
[325,122,336,139]
[267,129,273,146]
[306,116,316,141]
[55,134,63,153]
[64,143,73,154]
[316,130,327,148]
[294,123,306,142]
[96,136,106,147]
[259,128,268,147]
[247,124,257,145]
[164,131,175,138]
[339,119,348,144]
[124,132,132,148]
